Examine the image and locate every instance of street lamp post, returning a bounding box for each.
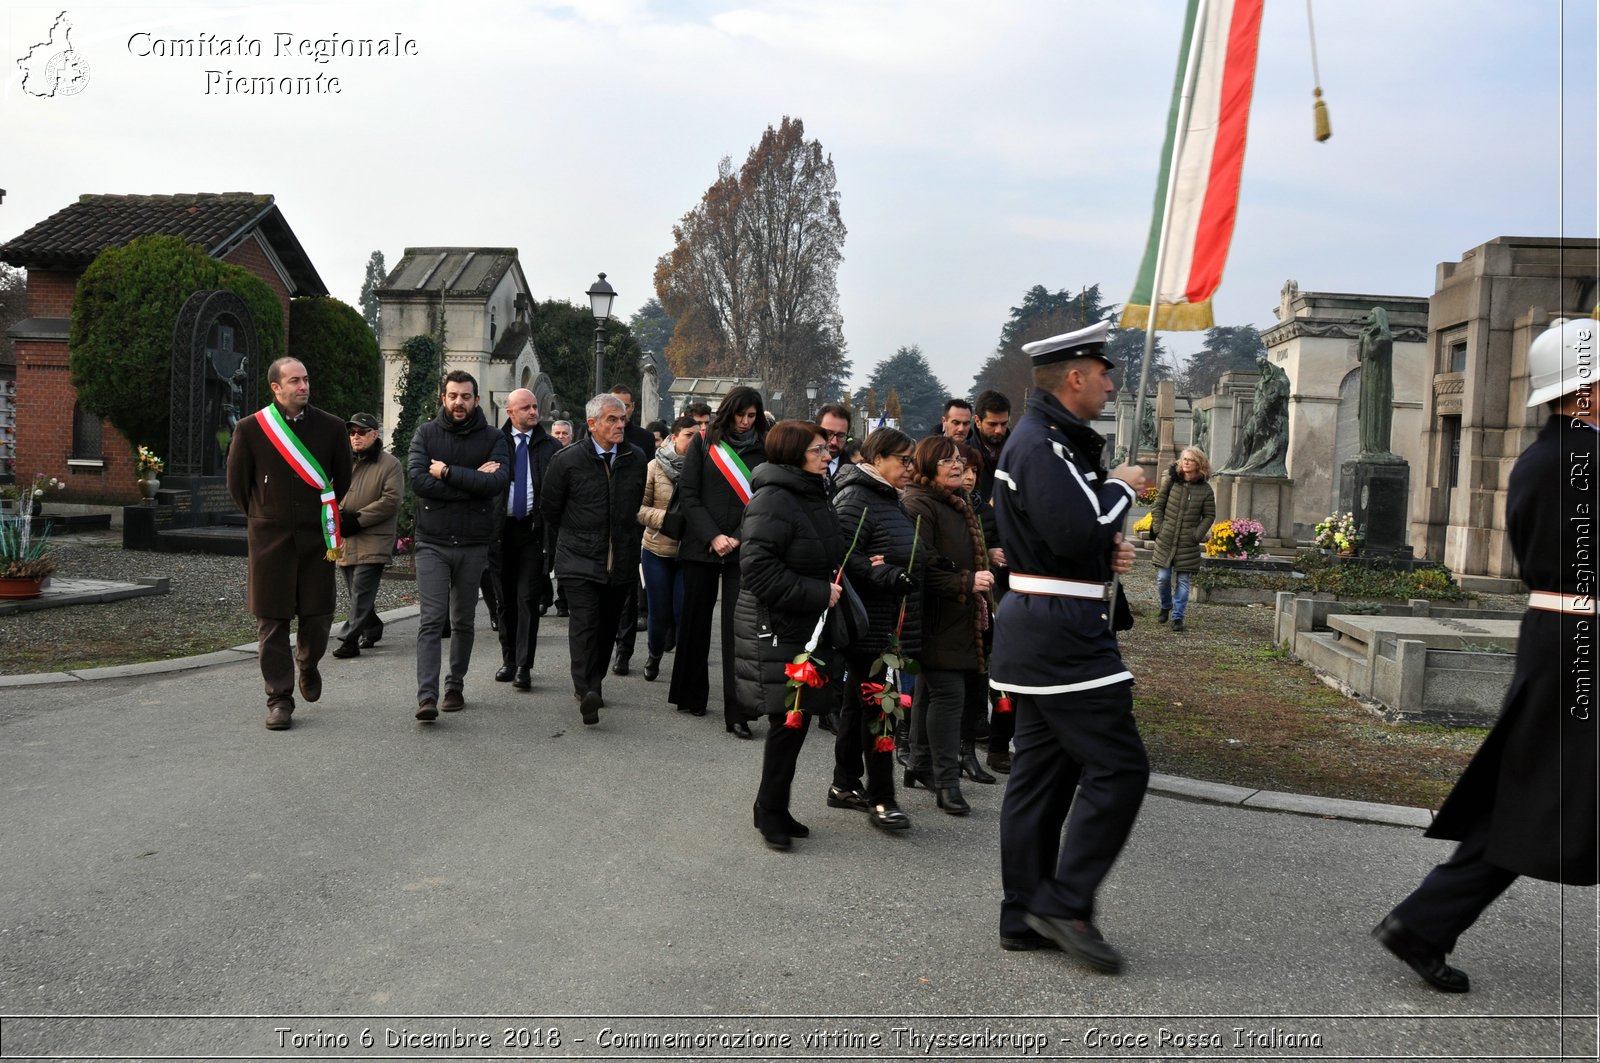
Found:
[587,272,617,396]
[804,382,819,416]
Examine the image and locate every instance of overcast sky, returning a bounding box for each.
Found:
[3,1,1596,398]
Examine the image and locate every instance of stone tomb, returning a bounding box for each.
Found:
[1275,593,1519,725]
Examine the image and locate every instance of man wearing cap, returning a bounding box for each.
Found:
[495,388,559,690]
[226,357,353,730]
[332,413,403,659]
[1372,317,1598,993]
[989,320,1149,972]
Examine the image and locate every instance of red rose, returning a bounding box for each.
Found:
[898,693,912,710]
[874,735,896,753]
[784,709,804,729]
[996,696,1014,715]
[859,681,886,699]
[784,659,826,688]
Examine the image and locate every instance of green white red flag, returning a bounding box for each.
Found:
[1121,0,1264,332]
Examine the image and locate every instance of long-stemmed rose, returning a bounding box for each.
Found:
[783,507,871,725]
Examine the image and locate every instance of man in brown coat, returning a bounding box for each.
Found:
[331,412,403,659]
[226,357,353,730]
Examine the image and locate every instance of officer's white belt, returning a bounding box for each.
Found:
[1528,590,1597,615]
[1010,573,1112,600]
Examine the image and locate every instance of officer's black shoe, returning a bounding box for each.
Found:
[1000,929,1061,952]
[1023,913,1125,974]
[1157,608,1170,624]
[1372,916,1470,993]
[512,667,531,691]
[494,664,515,683]
[827,785,869,812]
[868,802,911,831]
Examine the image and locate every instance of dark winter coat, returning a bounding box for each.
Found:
[732,463,844,719]
[226,402,353,619]
[831,463,922,661]
[1149,464,1216,572]
[407,406,512,547]
[902,481,988,672]
[540,438,649,585]
[678,429,766,564]
[1427,414,1598,885]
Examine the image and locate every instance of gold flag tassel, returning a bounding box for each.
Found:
[1307,0,1331,141]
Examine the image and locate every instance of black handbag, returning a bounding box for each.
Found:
[660,482,686,540]
[824,572,869,649]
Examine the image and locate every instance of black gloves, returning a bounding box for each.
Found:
[891,568,915,597]
[340,511,361,537]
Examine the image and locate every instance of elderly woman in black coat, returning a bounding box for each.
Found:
[828,427,921,833]
[734,420,845,851]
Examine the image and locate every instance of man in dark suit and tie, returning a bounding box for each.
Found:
[495,388,560,690]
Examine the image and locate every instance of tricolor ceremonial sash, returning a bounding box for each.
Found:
[256,405,342,559]
[707,439,753,505]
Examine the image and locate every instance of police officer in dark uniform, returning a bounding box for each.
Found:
[989,320,1149,973]
[1373,317,1599,993]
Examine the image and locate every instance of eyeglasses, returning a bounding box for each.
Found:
[348,428,374,436]
[937,457,967,468]
[891,454,915,467]
[805,443,832,455]
[823,430,848,442]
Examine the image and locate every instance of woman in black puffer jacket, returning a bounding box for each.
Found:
[733,420,845,851]
[828,427,922,833]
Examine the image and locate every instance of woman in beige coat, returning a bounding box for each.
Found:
[636,415,697,681]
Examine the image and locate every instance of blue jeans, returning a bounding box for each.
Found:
[1156,567,1192,621]
[641,550,683,658]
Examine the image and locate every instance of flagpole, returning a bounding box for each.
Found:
[1112,0,1211,627]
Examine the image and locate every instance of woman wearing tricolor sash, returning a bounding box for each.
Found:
[668,386,767,737]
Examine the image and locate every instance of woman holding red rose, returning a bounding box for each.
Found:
[732,420,846,851]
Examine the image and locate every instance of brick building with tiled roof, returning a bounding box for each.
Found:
[0,192,326,502]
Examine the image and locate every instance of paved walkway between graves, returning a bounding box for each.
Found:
[1,606,1592,1061]
[0,601,1430,829]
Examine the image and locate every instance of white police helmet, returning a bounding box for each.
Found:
[1525,317,1599,408]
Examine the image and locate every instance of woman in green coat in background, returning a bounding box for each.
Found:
[1149,447,1215,632]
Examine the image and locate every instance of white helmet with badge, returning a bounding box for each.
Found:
[1526,317,1599,408]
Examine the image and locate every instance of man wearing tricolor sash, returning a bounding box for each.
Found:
[227,357,353,731]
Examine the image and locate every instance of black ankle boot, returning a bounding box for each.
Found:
[961,741,997,784]
[936,786,971,816]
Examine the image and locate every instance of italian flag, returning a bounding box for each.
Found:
[1121,0,1264,332]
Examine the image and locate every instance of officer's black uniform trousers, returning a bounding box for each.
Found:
[998,679,1149,936]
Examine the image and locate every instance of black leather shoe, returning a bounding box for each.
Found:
[936,786,971,816]
[987,748,1012,774]
[780,813,810,838]
[494,664,515,683]
[643,655,660,681]
[903,768,933,790]
[827,785,869,812]
[512,667,531,691]
[555,602,568,617]
[579,690,602,726]
[752,803,791,851]
[1000,929,1062,952]
[611,652,630,677]
[1372,915,1470,993]
[726,721,753,740]
[331,641,359,659]
[1024,913,1125,973]
[961,743,997,784]
[817,712,839,735]
[358,634,379,649]
[539,603,550,616]
[868,802,911,831]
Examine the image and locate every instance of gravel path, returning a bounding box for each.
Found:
[1,536,420,673]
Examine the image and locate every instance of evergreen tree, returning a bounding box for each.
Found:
[289,296,381,419]
[358,250,386,334]
[852,346,948,435]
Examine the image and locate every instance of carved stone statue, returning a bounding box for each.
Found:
[1138,400,1156,452]
[1221,356,1289,477]
[1191,406,1211,455]
[1356,306,1399,460]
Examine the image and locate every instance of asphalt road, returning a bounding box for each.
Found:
[1,609,1595,1062]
